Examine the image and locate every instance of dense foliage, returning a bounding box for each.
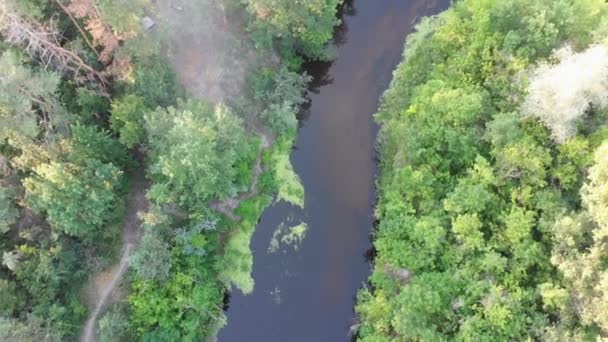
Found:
[145,100,249,207]
[0,1,132,338]
[240,0,342,61]
[356,0,608,340]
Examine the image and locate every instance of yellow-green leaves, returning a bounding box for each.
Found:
[271,135,304,208]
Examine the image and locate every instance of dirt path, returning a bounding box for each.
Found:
[210,129,272,221]
[81,170,149,342]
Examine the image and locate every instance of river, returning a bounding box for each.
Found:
[219,1,449,340]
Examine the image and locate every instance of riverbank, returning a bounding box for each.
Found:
[102,0,342,340]
[219,1,449,340]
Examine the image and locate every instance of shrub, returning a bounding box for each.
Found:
[110,94,149,148]
[98,304,130,342]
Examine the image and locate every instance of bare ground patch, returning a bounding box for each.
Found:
[155,0,259,105]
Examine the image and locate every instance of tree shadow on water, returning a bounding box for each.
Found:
[334,0,357,46]
[296,0,358,126]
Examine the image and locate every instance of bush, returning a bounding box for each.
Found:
[129,56,181,108]
[98,304,130,342]
[0,279,20,315]
[243,0,341,59]
[110,94,149,148]
[129,227,171,282]
[0,187,18,234]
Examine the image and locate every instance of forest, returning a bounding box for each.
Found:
[3,0,608,341]
[356,0,608,340]
[0,0,339,340]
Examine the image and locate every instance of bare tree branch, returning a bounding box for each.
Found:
[64,0,119,64]
[0,2,108,95]
[52,0,101,60]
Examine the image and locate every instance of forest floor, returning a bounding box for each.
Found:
[158,0,259,104]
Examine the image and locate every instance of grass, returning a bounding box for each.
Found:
[270,133,304,208]
[234,135,262,192]
[218,194,272,294]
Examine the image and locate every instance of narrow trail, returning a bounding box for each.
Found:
[81,170,149,342]
[82,244,133,342]
[210,129,273,221]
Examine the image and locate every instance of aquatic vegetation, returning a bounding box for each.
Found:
[219,195,272,294]
[268,221,308,253]
[281,223,308,249]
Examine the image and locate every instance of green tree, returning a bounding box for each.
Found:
[129,56,180,108]
[129,227,171,282]
[391,272,464,340]
[98,304,130,342]
[24,159,123,238]
[110,94,149,148]
[0,278,21,315]
[243,0,341,59]
[129,253,225,340]
[549,142,608,334]
[0,315,63,342]
[145,99,248,208]
[0,50,68,144]
[452,213,484,250]
[250,67,310,133]
[69,123,129,168]
[0,187,18,234]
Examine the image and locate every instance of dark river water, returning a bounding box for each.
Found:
[219,1,449,341]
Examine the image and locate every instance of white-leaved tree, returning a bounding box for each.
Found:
[523,44,608,143]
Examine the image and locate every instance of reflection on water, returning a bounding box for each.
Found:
[219,1,450,341]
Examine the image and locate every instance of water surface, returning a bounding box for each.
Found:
[219,1,450,340]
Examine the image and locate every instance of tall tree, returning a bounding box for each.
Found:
[523,45,608,142]
[243,0,341,59]
[24,158,123,239]
[0,50,68,144]
[145,99,248,208]
[549,142,608,334]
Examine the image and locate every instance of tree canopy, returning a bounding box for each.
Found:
[242,0,341,59]
[356,0,608,340]
[145,99,249,208]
